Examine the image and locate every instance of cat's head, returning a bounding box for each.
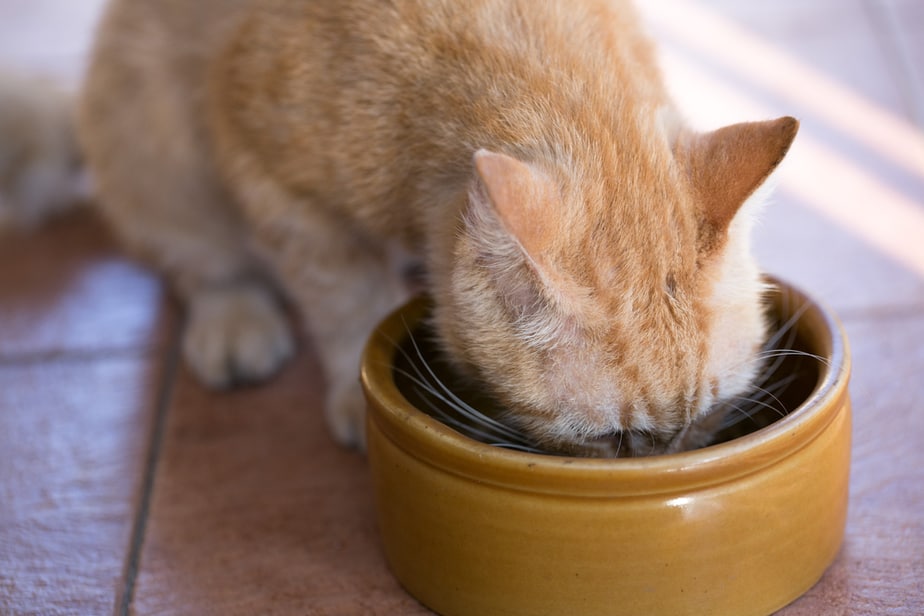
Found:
[434,115,799,457]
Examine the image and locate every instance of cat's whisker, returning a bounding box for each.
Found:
[721,404,758,430]
[757,319,801,375]
[734,392,787,420]
[412,386,516,444]
[401,364,542,448]
[412,385,478,431]
[720,396,785,429]
[747,383,789,417]
[748,392,789,417]
[393,326,542,453]
[385,335,516,434]
[747,297,813,386]
[405,329,494,418]
[763,288,810,349]
[753,351,826,395]
[412,369,534,445]
[719,401,756,429]
[614,429,624,458]
[719,368,807,430]
[757,349,830,367]
[752,373,801,400]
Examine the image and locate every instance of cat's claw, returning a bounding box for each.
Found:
[182,284,294,388]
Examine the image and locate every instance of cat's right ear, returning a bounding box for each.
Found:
[676,116,799,252]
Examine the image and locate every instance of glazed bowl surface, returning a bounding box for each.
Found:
[361,279,851,616]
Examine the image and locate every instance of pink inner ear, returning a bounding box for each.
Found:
[473,149,558,263]
[679,116,799,237]
[471,150,594,320]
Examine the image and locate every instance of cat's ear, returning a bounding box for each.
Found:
[679,116,799,246]
[470,150,582,311]
[472,149,559,270]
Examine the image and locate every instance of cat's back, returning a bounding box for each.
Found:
[210,0,666,222]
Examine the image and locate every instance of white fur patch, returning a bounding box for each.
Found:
[701,171,779,414]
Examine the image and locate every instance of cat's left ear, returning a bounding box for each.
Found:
[471,150,583,310]
[678,116,799,247]
[472,149,560,273]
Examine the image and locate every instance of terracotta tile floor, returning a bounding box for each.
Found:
[1,1,922,614]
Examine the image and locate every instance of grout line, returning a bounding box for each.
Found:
[114,330,183,616]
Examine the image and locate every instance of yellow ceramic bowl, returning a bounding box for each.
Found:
[361,279,851,616]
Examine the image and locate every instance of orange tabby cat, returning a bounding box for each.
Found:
[77,0,798,456]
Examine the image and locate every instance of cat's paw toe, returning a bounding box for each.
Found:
[325,383,367,450]
[183,284,294,388]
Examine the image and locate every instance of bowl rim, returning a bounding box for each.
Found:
[361,277,851,497]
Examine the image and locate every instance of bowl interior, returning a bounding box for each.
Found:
[390,281,828,457]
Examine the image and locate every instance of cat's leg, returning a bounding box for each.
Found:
[253,211,410,447]
[92,174,295,388]
[79,77,294,389]
[97,171,296,388]
[102,186,295,388]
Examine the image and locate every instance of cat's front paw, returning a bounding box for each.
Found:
[325,382,367,450]
[183,283,294,388]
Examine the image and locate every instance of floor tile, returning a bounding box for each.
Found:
[778,312,924,615]
[130,348,432,615]
[753,194,924,319]
[0,353,167,615]
[0,212,175,358]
